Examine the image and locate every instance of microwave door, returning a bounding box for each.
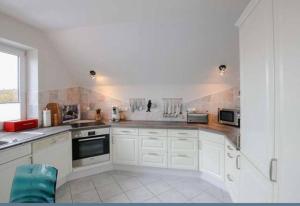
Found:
[220,111,235,122]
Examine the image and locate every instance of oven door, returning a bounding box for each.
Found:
[72,134,110,165]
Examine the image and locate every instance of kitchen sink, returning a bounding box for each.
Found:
[0,141,8,146]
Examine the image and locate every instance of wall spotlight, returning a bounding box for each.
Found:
[90,70,96,80]
[219,65,227,76]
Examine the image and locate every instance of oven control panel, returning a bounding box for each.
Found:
[72,128,110,139]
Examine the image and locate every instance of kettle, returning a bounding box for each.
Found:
[111,106,120,122]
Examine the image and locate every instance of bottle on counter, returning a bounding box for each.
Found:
[43,108,52,127]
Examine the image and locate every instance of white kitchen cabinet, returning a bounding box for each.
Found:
[0,144,32,203]
[273,0,300,202]
[225,140,240,202]
[140,136,167,151]
[238,0,275,179]
[32,132,72,186]
[113,135,138,165]
[199,138,224,180]
[168,130,199,171]
[238,154,273,203]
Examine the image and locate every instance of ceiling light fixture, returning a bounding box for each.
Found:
[90,70,96,80]
[219,65,227,76]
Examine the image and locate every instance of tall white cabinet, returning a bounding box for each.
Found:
[236,0,300,202]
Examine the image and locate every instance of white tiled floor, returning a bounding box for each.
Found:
[56,170,232,203]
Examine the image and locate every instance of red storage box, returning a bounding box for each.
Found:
[3,119,38,132]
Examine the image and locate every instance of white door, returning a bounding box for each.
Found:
[238,154,273,203]
[199,140,224,180]
[239,0,275,178]
[113,135,138,165]
[32,133,72,186]
[0,156,31,203]
[274,0,300,202]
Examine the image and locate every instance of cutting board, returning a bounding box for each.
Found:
[46,103,62,126]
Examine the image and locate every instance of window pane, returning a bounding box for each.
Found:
[0,103,20,121]
[0,51,19,103]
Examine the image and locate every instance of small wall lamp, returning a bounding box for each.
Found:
[90,70,96,80]
[219,65,227,76]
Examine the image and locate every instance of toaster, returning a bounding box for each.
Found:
[187,113,209,124]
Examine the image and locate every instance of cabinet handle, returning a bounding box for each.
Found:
[50,140,57,145]
[121,131,130,133]
[237,135,241,150]
[236,155,241,170]
[227,174,234,182]
[270,158,277,182]
[149,132,158,134]
[227,153,234,159]
[149,137,158,140]
[227,145,234,151]
[178,138,188,141]
[177,154,188,158]
[178,133,188,135]
[149,153,159,156]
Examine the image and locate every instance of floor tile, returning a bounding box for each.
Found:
[91,173,115,187]
[72,189,101,203]
[173,181,203,199]
[146,181,172,195]
[56,183,71,199]
[125,186,154,203]
[161,175,185,187]
[96,182,123,200]
[137,174,161,185]
[102,193,130,203]
[142,197,162,203]
[222,192,233,203]
[157,189,189,203]
[117,177,143,191]
[69,179,95,196]
[190,192,221,203]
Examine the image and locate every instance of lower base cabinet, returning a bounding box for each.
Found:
[199,139,225,180]
[113,135,138,165]
[237,154,273,203]
[0,156,31,202]
[32,132,72,186]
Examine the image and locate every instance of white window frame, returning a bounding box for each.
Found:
[0,43,26,126]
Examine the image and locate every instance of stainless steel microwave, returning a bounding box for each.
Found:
[218,108,240,127]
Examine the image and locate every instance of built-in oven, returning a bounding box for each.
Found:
[72,128,110,167]
[218,108,240,127]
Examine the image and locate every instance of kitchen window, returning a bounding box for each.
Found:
[0,43,26,123]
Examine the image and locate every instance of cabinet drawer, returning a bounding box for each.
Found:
[140,151,167,168]
[199,131,225,145]
[140,136,167,151]
[169,137,198,151]
[112,128,138,135]
[0,144,31,165]
[168,129,198,138]
[169,151,198,170]
[33,132,70,152]
[139,129,167,137]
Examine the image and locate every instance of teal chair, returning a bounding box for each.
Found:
[10,164,58,203]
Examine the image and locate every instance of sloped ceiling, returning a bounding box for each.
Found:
[0,0,249,88]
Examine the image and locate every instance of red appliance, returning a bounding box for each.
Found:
[3,119,38,132]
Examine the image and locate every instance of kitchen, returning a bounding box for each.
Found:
[0,0,299,204]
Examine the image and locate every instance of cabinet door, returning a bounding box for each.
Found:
[274,0,300,202]
[239,0,275,178]
[140,150,167,168]
[32,133,72,185]
[113,135,138,165]
[199,140,224,180]
[238,154,273,203]
[0,156,31,203]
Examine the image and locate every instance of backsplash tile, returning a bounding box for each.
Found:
[38,86,239,124]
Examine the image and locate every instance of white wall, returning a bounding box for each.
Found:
[0,12,76,92]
